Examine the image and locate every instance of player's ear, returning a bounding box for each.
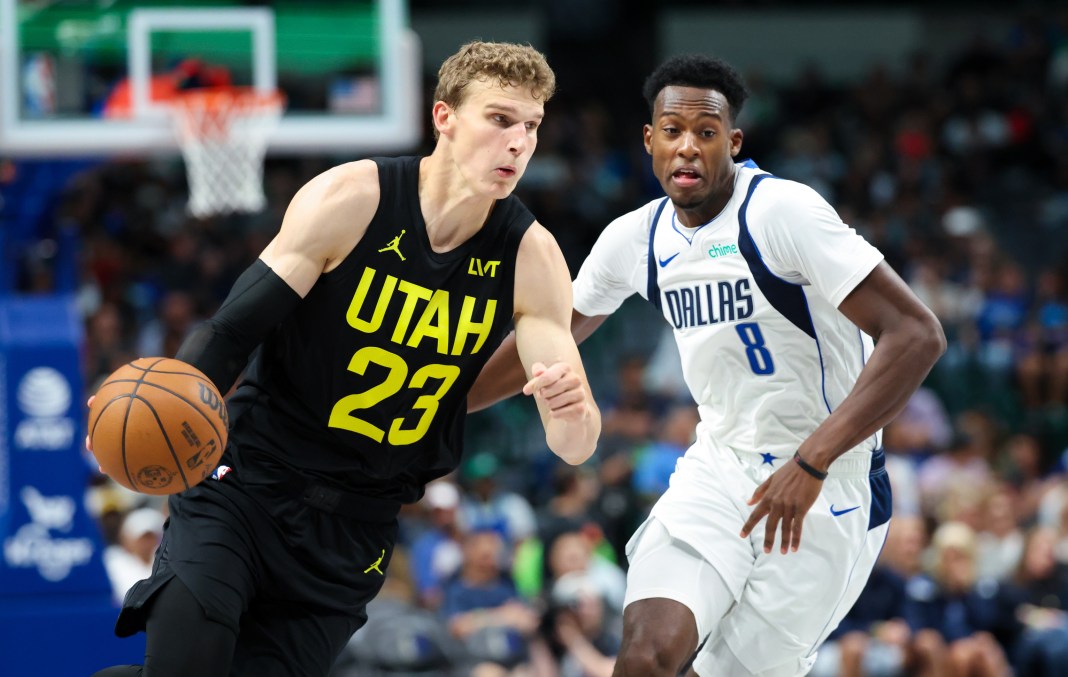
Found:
[643,123,653,155]
[432,100,454,137]
[729,127,744,157]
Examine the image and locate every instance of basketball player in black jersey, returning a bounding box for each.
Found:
[90,40,601,677]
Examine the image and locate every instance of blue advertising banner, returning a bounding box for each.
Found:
[0,294,103,594]
[0,295,144,674]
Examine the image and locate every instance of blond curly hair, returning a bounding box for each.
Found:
[434,40,556,112]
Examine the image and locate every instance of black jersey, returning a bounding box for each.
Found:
[228,156,533,502]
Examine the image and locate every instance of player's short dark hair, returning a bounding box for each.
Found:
[642,54,749,124]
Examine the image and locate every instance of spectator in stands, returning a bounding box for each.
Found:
[544,528,626,615]
[410,480,466,610]
[543,572,621,677]
[1009,525,1068,677]
[1017,267,1068,411]
[441,528,540,675]
[975,481,1025,582]
[904,521,1019,677]
[459,451,538,547]
[103,507,165,603]
[631,403,698,504]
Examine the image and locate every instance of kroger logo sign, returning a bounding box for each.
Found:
[14,367,75,451]
[3,487,94,581]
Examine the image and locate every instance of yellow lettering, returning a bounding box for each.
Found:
[468,258,480,276]
[452,296,497,355]
[406,289,451,354]
[484,261,500,277]
[391,280,433,344]
[346,268,396,333]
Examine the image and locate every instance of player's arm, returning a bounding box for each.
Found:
[742,261,945,554]
[175,161,381,394]
[467,310,606,412]
[468,207,643,412]
[796,262,946,470]
[508,223,601,465]
[741,183,945,554]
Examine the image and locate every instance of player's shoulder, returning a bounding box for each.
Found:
[281,160,381,247]
[295,159,380,207]
[606,196,670,236]
[518,219,559,256]
[739,163,832,219]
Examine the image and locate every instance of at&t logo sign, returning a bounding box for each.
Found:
[14,367,75,451]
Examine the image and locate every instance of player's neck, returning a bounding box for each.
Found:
[418,154,496,253]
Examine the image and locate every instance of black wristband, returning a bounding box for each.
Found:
[793,451,828,480]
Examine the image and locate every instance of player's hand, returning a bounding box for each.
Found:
[740,460,823,554]
[85,396,95,452]
[522,361,589,420]
[85,396,103,472]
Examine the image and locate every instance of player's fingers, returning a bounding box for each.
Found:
[538,373,581,400]
[540,379,583,407]
[740,500,768,539]
[522,362,556,396]
[524,363,575,397]
[790,516,804,553]
[546,398,588,420]
[85,434,93,452]
[762,508,780,554]
[780,507,796,554]
[86,395,95,408]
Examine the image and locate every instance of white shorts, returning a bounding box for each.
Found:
[624,439,891,677]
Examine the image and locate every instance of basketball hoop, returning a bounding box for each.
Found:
[170,87,285,218]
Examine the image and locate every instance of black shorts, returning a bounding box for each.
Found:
[115,446,400,675]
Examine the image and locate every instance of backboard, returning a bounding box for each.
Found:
[0,0,422,156]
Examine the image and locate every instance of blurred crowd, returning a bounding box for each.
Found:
[4,9,1068,677]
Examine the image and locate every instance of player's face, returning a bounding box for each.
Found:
[437,78,543,199]
[644,86,743,224]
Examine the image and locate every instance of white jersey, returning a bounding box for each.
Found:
[573,161,885,458]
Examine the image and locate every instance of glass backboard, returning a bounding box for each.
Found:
[0,0,421,156]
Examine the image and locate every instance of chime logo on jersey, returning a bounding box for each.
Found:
[345,266,498,356]
[707,241,740,259]
[662,278,754,329]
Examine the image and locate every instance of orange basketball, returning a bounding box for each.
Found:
[88,357,229,495]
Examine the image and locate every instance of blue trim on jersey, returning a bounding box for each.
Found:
[670,210,721,244]
[646,198,671,313]
[738,174,832,412]
[857,329,882,450]
[737,175,817,340]
[868,448,892,531]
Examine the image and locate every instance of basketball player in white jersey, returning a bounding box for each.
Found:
[469,54,946,676]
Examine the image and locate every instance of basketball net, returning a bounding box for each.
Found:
[170,87,285,218]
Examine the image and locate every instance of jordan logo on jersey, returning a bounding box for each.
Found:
[378,230,407,261]
[363,549,386,575]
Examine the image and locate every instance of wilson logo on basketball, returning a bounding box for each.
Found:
[198,382,229,427]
